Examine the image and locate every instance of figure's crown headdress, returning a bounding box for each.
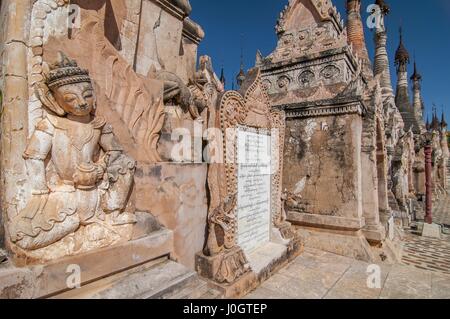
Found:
[46,52,91,89]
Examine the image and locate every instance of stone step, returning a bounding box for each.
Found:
[160,277,208,299]
[160,276,222,299]
[53,258,215,299]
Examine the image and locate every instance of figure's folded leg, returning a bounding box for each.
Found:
[9,192,80,250]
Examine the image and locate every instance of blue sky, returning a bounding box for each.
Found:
[190,0,450,124]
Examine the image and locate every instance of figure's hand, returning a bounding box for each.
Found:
[95,164,106,182]
[95,156,108,182]
[73,162,105,189]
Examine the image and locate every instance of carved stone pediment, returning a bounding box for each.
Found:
[277,0,341,33]
[275,0,344,42]
[271,21,347,63]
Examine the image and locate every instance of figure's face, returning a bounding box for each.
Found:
[52,82,95,116]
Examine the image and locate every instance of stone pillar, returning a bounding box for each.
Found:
[425,143,433,224]
[377,148,390,224]
[414,155,426,198]
[361,119,386,244]
[361,148,386,243]
[0,0,32,250]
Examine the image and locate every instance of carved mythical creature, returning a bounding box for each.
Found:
[152,70,208,121]
[277,191,290,227]
[283,190,309,213]
[9,53,136,251]
[205,194,237,256]
[150,55,221,122]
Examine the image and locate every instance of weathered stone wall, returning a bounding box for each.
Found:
[134,0,200,83]
[284,113,363,222]
[178,19,203,83]
[0,0,32,251]
[0,0,4,248]
[136,0,182,76]
[135,163,208,270]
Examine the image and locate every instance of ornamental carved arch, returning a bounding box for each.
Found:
[203,68,287,283]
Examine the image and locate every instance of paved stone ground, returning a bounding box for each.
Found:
[399,193,450,277]
[401,232,450,276]
[244,248,450,299]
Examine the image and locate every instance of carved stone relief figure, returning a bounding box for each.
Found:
[153,70,195,117]
[25,1,167,165]
[8,53,136,260]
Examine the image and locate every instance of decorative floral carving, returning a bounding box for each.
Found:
[280,33,294,48]
[320,65,341,80]
[262,79,272,91]
[298,70,315,87]
[215,249,250,284]
[277,75,291,90]
[268,0,347,64]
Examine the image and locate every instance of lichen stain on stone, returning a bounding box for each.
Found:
[149,165,162,179]
[134,166,144,178]
[0,280,29,299]
[296,137,307,161]
[294,177,306,195]
[304,119,318,143]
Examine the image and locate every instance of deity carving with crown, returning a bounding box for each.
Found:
[8,53,137,259]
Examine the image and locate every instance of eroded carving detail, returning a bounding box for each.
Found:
[298,70,315,88]
[262,79,272,91]
[320,65,341,79]
[277,75,291,90]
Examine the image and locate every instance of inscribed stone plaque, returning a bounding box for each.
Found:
[237,129,272,254]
